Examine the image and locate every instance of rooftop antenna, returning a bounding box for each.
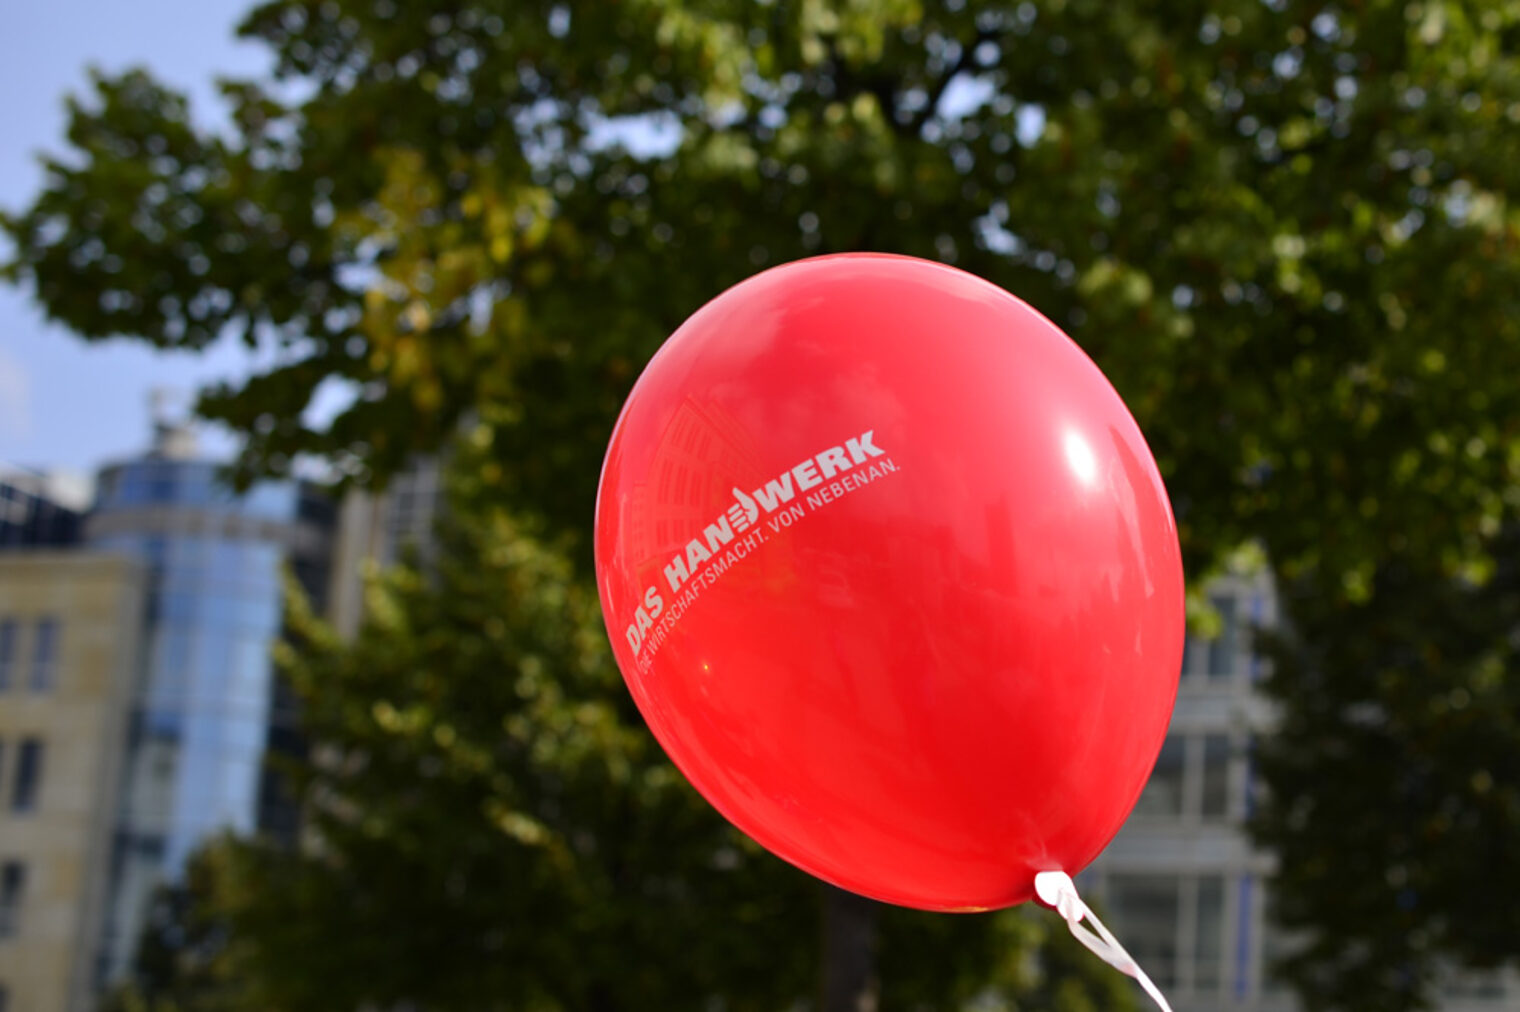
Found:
[149,387,198,460]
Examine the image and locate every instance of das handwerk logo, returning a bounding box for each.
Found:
[624,429,901,668]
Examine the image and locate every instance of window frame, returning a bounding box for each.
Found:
[0,619,15,691]
[10,738,43,814]
[28,617,58,692]
[1096,869,1240,1000]
[0,861,25,938]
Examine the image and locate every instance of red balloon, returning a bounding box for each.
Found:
[594,253,1184,912]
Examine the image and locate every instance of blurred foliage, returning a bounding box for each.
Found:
[7,0,1520,586]
[5,0,1520,1009]
[97,459,1134,1011]
[100,865,242,1012]
[1251,528,1520,1012]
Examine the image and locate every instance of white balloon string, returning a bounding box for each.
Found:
[1034,870,1175,1012]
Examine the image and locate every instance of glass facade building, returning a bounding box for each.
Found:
[84,445,332,982]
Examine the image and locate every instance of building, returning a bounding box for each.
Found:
[1086,570,1519,1011]
[0,552,146,1012]
[1082,569,1284,1009]
[0,464,90,549]
[84,421,334,984]
[326,454,447,639]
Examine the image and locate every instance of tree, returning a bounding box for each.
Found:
[1250,529,1520,1011]
[100,856,244,1012]
[6,0,1520,1008]
[205,500,815,1010]
[143,457,1134,1011]
[9,0,1519,580]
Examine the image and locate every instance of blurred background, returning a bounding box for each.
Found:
[2,1,1518,1010]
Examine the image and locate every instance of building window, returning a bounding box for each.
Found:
[1134,736,1186,818]
[1132,732,1240,824]
[0,980,9,1011]
[29,618,58,692]
[0,862,24,938]
[1102,873,1231,998]
[0,620,14,690]
[1206,594,1239,679]
[10,740,42,813]
[1106,873,1181,988]
[1193,874,1226,992]
[1180,590,1254,682]
[1200,734,1233,819]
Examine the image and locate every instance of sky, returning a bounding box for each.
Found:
[0,0,274,475]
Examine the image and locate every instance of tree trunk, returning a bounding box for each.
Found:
[820,884,880,1012]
